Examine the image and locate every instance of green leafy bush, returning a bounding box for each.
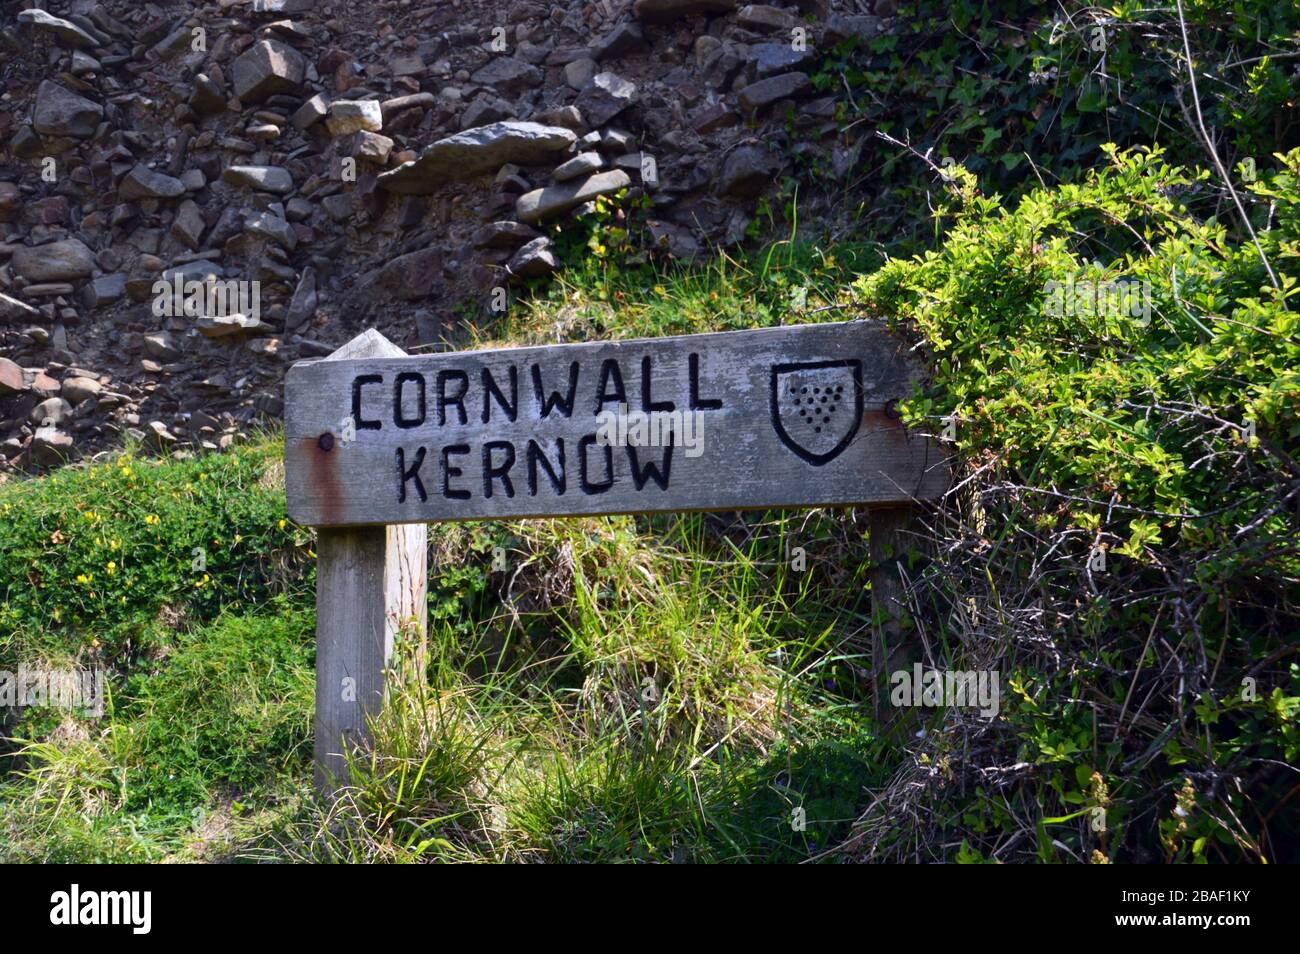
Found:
[813,0,1300,250]
[849,145,1300,862]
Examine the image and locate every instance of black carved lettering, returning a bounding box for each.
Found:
[627,444,673,491]
[441,443,471,499]
[352,373,383,429]
[482,365,519,423]
[526,438,565,496]
[436,370,469,425]
[689,353,722,410]
[640,355,674,413]
[578,433,614,494]
[482,440,516,498]
[397,446,428,502]
[594,358,626,414]
[394,371,426,429]
[531,361,579,419]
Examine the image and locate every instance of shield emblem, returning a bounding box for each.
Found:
[770,359,863,465]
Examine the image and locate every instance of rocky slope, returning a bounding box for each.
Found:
[0,0,891,470]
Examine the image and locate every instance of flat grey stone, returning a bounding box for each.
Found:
[0,292,41,323]
[515,169,632,224]
[18,9,101,49]
[738,72,811,113]
[378,121,577,194]
[119,164,186,200]
[553,151,604,182]
[32,80,102,138]
[11,239,97,282]
[223,165,294,194]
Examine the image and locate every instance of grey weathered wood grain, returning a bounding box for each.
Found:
[313,330,427,793]
[869,505,918,723]
[285,321,949,527]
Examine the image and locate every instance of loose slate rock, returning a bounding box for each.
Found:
[17,9,101,49]
[119,163,186,200]
[470,57,542,92]
[32,80,103,138]
[223,164,294,194]
[507,237,559,279]
[552,151,604,182]
[737,4,798,30]
[327,100,383,136]
[11,239,97,282]
[31,427,75,467]
[143,331,183,361]
[377,122,577,194]
[61,377,101,404]
[171,200,207,250]
[293,93,329,129]
[718,144,780,196]
[576,72,637,127]
[738,72,811,113]
[0,292,41,322]
[471,220,540,250]
[285,267,318,331]
[231,39,306,103]
[0,357,25,394]
[750,43,810,77]
[592,23,647,61]
[515,169,632,224]
[192,73,228,115]
[633,0,736,23]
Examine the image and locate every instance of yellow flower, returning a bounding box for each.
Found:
[105,561,116,575]
[144,514,160,525]
[75,573,92,584]
[278,519,287,530]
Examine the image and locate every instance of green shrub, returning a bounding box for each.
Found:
[849,144,1300,862]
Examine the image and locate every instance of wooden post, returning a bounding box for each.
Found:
[312,330,427,793]
[869,504,922,726]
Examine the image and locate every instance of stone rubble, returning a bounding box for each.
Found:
[0,0,894,472]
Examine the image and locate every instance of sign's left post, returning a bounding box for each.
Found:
[305,330,428,794]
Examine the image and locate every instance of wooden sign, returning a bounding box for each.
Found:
[287,325,948,792]
[284,321,947,527]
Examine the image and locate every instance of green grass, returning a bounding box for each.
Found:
[0,399,896,861]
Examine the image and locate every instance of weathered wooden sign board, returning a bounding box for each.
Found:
[285,322,948,526]
[285,323,947,791]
